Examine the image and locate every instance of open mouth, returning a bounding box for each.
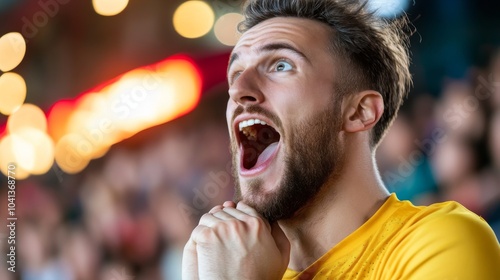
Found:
[238,118,281,170]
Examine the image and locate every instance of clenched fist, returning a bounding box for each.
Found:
[182,201,290,280]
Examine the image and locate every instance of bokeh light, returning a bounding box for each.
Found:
[0,72,27,115]
[173,1,215,39]
[0,32,26,72]
[92,0,129,16]
[44,56,202,174]
[76,92,109,112]
[0,134,30,180]
[52,57,201,161]
[214,13,244,46]
[367,0,410,18]
[7,103,47,134]
[64,109,116,159]
[47,100,75,142]
[54,133,91,174]
[9,128,54,175]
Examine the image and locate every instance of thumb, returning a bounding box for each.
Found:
[271,222,290,266]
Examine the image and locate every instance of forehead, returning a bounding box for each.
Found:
[232,17,332,58]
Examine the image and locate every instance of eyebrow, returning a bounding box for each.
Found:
[227,42,310,74]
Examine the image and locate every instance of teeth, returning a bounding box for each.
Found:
[238,118,269,131]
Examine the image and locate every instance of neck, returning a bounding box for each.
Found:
[279,141,389,271]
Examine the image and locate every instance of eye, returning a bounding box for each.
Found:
[274,60,293,72]
[229,71,242,85]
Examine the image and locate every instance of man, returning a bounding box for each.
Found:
[183,0,500,279]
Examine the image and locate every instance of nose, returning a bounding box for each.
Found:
[228,68,265,106]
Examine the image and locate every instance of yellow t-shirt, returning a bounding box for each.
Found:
[283,193,500,280]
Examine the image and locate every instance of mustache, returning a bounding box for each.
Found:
[231,105,283,131]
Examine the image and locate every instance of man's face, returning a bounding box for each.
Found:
[226,17,345,222]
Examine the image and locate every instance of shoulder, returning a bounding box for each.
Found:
[407,201,496,243]
[393,200,500,279]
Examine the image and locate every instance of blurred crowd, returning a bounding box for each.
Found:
[0,95,234,280]
[1,49,500,280]
[377,49,500,234]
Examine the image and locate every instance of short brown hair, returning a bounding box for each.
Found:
[239,0,412,146]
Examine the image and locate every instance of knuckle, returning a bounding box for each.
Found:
[246,216,263,229]
[197,226,215,242]
[225,219,242,230]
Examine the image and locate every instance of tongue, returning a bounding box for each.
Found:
[254,142,278,168]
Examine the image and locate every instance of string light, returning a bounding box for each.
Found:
[0,134,31,180]
[214,13,244,46]
[0,32,26,72]
[7,103,47,134]
[0,72,26,115]
[9,128,54,175]
[173,1,215,39]
[92,0,129,16]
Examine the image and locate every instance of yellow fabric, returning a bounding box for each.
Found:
[283,193,500,280]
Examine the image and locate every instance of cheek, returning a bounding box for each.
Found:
[279,86,333,123]
[226,100,236,127]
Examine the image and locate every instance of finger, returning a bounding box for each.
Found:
[182,239,199,280]
[222,205,254,220]
[271,222,291,265]
[235,201,261,218]
[223,201,237,208]
[212,209,237,221]
[208,205,224,214]
[190,224,212,244]
[224,205,271,232]
[198,213,222,227]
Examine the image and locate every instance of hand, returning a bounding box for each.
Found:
[182,201,290,280]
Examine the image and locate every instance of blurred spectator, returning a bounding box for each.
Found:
[435,80,487,141]
[377,113,439,205]
[59,226,99,280]
[489,49,500,109]
[151,187,195,280]
[485,110,500,236]
[18,222,70,280]
[490,110,500,170]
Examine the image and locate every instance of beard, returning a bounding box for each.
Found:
[231,101,345,223]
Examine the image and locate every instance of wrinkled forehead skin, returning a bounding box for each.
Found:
[229,17,335,75]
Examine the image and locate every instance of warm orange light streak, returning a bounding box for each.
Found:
[47,55,202,174]
[47,100,75,142]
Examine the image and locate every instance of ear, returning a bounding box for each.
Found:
[342,90,384,133]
